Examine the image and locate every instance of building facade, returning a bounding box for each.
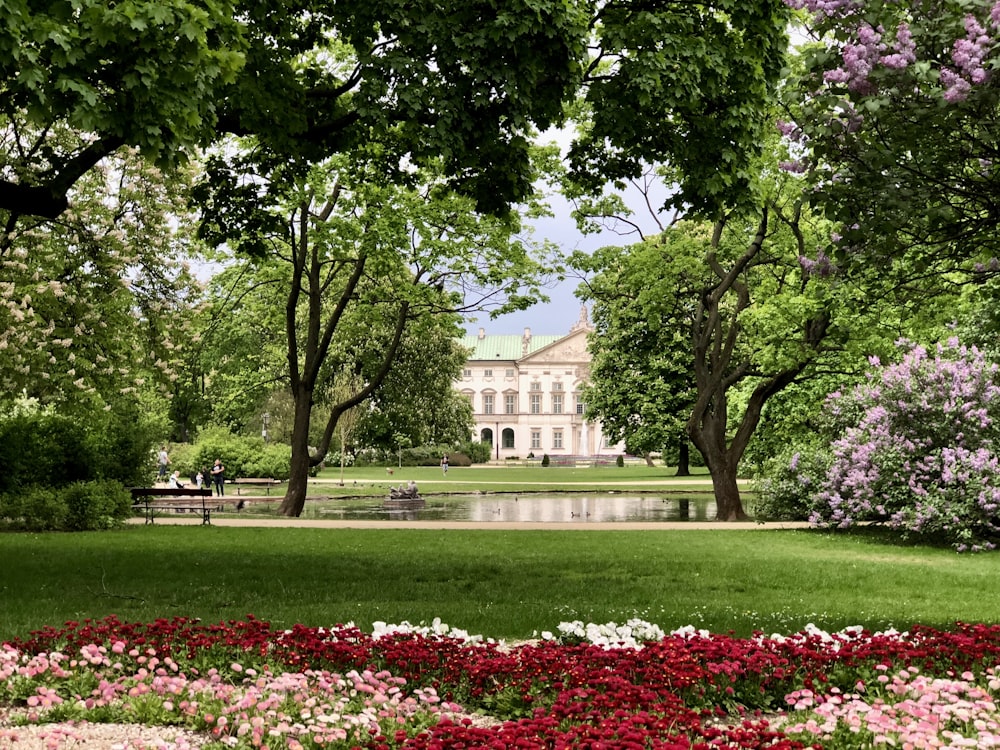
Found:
[457,309,623,460]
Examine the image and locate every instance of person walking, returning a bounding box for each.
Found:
[210,458,226,496]
[157,446,170,482]
[441,454,449,475]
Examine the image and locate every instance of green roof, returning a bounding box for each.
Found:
[460,334,562,361]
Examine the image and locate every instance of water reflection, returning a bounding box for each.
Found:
[305,493,716,523]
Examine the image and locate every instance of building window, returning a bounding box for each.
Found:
[504,394,516,414]
[552,394,563,414]
[505,368,515,377]
[552,382,563,391]
[502,428,515,449]
[463,368,471,377]
[530,394,541,414]
[553,429,563,449]
[483,394,494,415]
[530,381,541,391]
[576,397,585,415]
[531,430,541,450]
[484,368,493,377]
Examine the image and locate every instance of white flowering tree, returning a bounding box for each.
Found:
[0,150,204,413]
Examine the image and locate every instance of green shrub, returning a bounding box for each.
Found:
[459,440,491,464]
[616,454,625,467]
[541,454,550,467]
[17,486,67,531]
[63,480,133,531]
[181,426,291,480]
[751,446,830,521]
[1,481,132,531]
[0,406,156,493]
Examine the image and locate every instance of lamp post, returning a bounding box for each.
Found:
[495,421,500,460]
[262,413,270,444]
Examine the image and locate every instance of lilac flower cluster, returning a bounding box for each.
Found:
[785,0,1000,102]
[808,339,1000,550]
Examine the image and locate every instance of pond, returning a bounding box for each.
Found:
[294,493,718,523]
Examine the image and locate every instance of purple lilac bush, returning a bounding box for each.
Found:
[764,339,1000,550]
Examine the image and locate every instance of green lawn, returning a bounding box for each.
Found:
[2,524,996,643]
[310,463,716,499]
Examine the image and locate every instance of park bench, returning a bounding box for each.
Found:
[232,478,281,495]
[130,487,216,524]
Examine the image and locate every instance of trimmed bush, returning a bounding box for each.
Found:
[180,426,292,481]
[1,480,132,531]
[63,480,133,531]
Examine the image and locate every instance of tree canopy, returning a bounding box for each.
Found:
[3,0,792,229]
[783,0,1000,264]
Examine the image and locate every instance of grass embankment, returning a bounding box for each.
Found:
[3,525,997,643]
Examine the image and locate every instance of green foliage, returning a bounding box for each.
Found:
[616,454,625,468]
[541,454,550,467]
[183,426,291,480]
[0,0,245,219]
[355,445,475,468]
[62,480,133,531]
[0,405,157,493]
[0,480,130,531]
[7,487,66,531]
[460,440,491,465]
[752,445,831,521]
[567,0,791,216]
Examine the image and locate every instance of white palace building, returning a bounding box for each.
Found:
[457,308,624,461]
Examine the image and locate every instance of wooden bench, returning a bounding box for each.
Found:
[130,487,216,524]
[232,478,280,495]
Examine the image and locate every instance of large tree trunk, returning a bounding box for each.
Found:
[279,385,315,516]
[705,454,747,521]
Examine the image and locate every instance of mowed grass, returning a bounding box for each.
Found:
[310,464,715,499]
[2,525,998,642]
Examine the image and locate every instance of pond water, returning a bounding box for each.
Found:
[299,493,717,523]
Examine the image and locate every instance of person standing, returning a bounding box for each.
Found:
[157,446,170,482]
[210,458,226,496]
[441,454,449,475]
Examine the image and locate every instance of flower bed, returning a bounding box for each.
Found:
[5,616,1000,748]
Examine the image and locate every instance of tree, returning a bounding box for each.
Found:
[0,2,245,221]
[577,188,844,520]
[4,0,793,227]
[0,148,204,415]
[781,0,1000,265]
[352,321,475,453]
[567,0,791,217]
[198,152,550,516]
[579,242,696,473]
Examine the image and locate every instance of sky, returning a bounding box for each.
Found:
[461,190,654,337]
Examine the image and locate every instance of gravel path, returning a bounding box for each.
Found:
[126,516,811,530]
[0,705,212,749]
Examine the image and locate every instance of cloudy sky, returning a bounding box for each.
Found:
[463,183,665,337]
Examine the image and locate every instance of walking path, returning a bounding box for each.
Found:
[128,517,812,531]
